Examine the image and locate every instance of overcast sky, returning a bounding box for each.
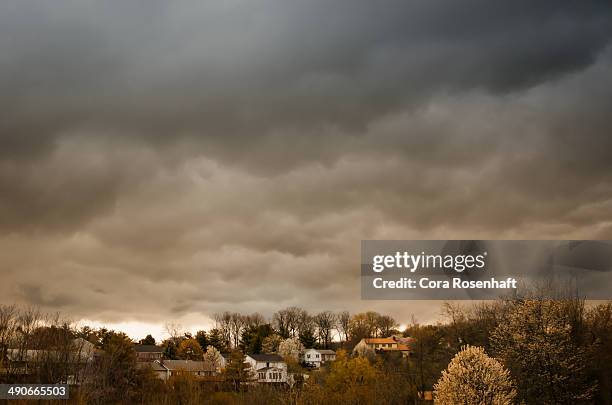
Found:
[2,1,612,339]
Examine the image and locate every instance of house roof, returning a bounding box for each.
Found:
[162,360,212,372]
[304,348,335,354]
[134,344,163,353]
[364,337,396,344]
[247,354,284,362]
[137,361,168,372]
[6,347,93,363]
[73,338,95,350]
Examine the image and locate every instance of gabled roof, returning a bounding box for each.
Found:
[363,337,396,344]
[134,344,163,353]
[161,360,212,372]
[137,361,168,372]
[247,354,284,362]
[393,336,414,344]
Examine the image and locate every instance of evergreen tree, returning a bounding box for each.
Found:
[139,334,156,345]
[162,339,179,360]
[299,328,316,348]
[195,330,208,351]
[223,349,253,391]
[208,328,228,352]
[240,324,273,354]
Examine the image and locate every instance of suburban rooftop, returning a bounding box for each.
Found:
[247,354,284,362]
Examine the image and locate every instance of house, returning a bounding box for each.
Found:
[5,338,96,365]
[140,359,216,381]
[134,344,164,362]
[392,335,414,347]
[245,354,287,383]
[3,338,96,383]
[254,366,286,383]
[138,360,172,381]
[302,348,336,367]
[72,338,97,360]
[353,336,411,357]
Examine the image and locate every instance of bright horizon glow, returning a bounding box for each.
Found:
[75,318,214,343]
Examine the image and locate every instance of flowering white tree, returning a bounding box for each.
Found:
[491,299,594,404]
[351,340,375,360]
[434,345,516,405]
[278,337,304,362]
[203,345,224,372]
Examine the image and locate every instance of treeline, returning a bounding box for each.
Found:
[408,296,612,404]
[0,305,409,404]
[3,291,612,404]
[154,308,400,360]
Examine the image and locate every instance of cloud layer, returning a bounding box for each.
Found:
[1,0,612,327]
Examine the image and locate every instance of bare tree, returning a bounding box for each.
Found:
[214,312,233,348]
[376,314,398,338]
[272,309,290,338]
[164,322,183,342]
[30,313,79,383]
[243,313,266,329]
[229,313,245,349]
[314,311,336,348]
[349,312,379,342]
[0,305,17,379]
[11,306,42,378]
[273,307,308,338]
[364,311,380,337]
[337,311,351,343]
[286,307,304,338]
[296,308,312,338]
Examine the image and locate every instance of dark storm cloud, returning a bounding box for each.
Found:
[2,0,612,145]
[1,1,612,326]
[0,0,610,230]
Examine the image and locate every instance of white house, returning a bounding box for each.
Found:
[4,338,96,384]
[302,348,336,368]
[245,354,287,383]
